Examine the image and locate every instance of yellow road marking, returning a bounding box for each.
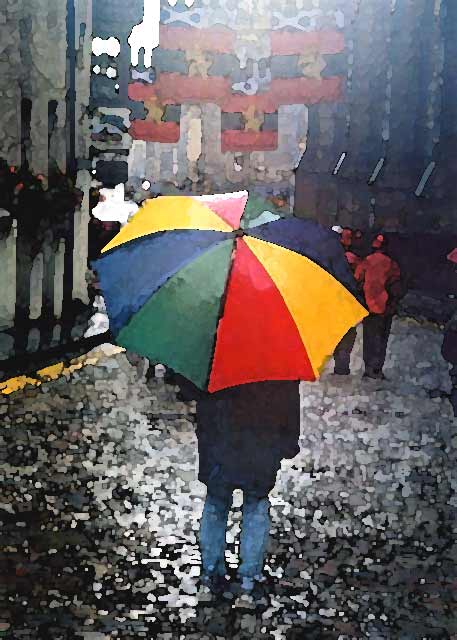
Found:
[1,346,125,396]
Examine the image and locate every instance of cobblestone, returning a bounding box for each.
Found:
[0,317,456,638]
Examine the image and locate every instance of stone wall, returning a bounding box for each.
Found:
[0,0,92,177]
[0,0,93,364]
[0,0,23,167]
[0,0,67,173]
[295,0,457,232]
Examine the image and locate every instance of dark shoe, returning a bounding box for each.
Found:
[363,369,385,380]
[145,366,155,382]
[231,582,269,610]
[333,369,350,376]
[232,576,268,598]
[199,573,227,597]
[249,581,269,602]
[448,396,457,418]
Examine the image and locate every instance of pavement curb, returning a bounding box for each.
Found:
[0,343,125,396]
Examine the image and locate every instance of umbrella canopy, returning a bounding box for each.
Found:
[239,193,282,228]
[93,191,368,392]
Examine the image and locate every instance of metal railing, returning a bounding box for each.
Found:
[0,207,103,380]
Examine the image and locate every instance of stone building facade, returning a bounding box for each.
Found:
[296,0,457,232]
[91,0,457,232]
[0,0,93,366]
[90,0,347,210]
[0,0,92,177]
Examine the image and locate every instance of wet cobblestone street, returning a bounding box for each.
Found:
[1,318,457,639]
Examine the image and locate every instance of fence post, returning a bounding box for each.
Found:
[0,213,17,329]
[42,226,58,321]
[54,238,66,319]
[29,251,44,320]
[73,169,90,304]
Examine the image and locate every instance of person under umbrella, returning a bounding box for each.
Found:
[175,375,300,598]
[93,192,367,599]
[355,233,401,380]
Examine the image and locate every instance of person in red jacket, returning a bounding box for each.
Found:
[355,234,401,379]
[333,228,363,375]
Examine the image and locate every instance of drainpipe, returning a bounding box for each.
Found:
[62,0,77,331]
[66,0,76,179]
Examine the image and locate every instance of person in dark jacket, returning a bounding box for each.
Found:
[333,228,362,375]
[441,248,457,416]
[176,376,300,596]
[355,234,401,379]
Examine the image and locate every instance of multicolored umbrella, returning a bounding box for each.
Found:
[93,191,368,392]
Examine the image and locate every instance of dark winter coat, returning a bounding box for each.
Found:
[176,376,301,497]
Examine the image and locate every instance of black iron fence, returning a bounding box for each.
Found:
[0,204,104,381]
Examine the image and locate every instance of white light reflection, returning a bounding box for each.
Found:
[128,0,161,68]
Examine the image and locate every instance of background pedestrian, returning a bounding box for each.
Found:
[355,234,402,379]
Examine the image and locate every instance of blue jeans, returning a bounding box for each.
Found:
[199,484,271,580]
